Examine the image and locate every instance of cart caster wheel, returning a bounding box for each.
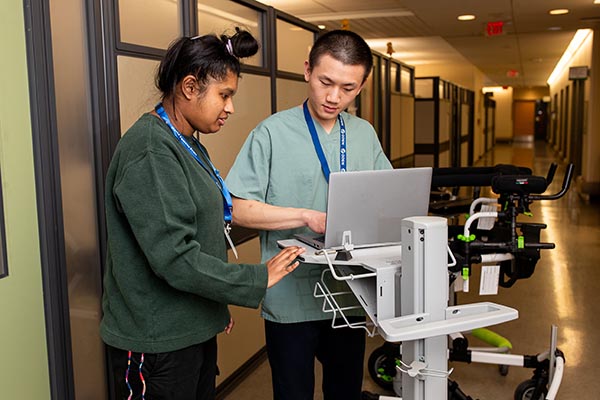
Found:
[514,379,548,400]
[361,391,380,400]
[367,344,399,391]
[499,364,509,376]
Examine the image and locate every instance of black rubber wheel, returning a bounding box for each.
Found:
[367,344,399,391]
[514,379,548,400]
[499,364,509,376]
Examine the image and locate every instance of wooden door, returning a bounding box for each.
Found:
[513,100,535,141]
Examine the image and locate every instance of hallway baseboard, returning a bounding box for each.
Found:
[576,176,600,201]
[216,347,268,400]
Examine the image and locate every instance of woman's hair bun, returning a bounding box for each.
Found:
[222,27,259,59]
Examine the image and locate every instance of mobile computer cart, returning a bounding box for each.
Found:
[305,216,564,400]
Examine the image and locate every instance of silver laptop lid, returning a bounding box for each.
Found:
[324,167,432,249]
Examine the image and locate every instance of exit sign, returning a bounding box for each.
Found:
[486,21,504,36]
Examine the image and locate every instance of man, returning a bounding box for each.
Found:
[225,30,392,400]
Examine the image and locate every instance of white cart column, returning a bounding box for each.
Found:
[401,216,449,400]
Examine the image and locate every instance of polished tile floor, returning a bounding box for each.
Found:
[222,141,600,399]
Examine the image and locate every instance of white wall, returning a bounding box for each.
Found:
[415,63,482,91]
[0,2,51,398]
[548,29,598,194]
[487,87,514,141]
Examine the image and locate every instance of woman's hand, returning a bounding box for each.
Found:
[266,246,305,288]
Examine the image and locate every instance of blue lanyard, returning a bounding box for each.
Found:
[302,100,347,183]
[155,103,233,223]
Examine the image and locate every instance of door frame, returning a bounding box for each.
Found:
[22,0,75,398]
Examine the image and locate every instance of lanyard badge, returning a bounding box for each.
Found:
[302,100,347,183]
[154,103,238,258]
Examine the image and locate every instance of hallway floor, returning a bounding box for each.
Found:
[221,141,600,399]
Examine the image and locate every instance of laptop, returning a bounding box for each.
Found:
[294,167,432,250]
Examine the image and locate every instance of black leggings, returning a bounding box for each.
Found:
[265,318,366,400]
[106,337,217,400]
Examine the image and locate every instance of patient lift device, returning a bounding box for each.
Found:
[309,164,571,400]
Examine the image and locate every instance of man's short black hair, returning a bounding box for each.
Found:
[308,30,373,83]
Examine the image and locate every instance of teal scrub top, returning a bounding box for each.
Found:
[226,105,392,323]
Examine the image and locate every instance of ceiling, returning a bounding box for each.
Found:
[257,0,600,87]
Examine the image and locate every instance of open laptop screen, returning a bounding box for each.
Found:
[296,167,432,249]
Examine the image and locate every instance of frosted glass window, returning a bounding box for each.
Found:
[117,56,161,134]
[381,60,387,94]
[439,100,452,142]
[415,102,435,144]
[390,63,399,93]
[50,0,107,395]
[277,19,313,74]
[370,55,381,133]
[360,70,375,124]
[119,0,180,49]
[415,154,434,167]
[380,60,388,105]
[415,79,433,98]
[202,75,271,176]
[277,78,307,112]
[390,94,401,160]
[390,95,415,159]
[461,142,469,166]
[400,66,412,95]
[198,0,263,67]
[399,96,415,158]
[461,104,470,136]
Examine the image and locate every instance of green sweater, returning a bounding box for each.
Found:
[100,113,268,353]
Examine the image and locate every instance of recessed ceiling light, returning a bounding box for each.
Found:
[595,0,600,4]
[458,14,476,21]
[317,24,326,30]
[549,9,569,15]
[548,26,562,31]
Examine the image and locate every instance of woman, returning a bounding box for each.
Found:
[100,29,304,400]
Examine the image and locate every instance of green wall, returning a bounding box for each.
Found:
[0,1,51,399]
